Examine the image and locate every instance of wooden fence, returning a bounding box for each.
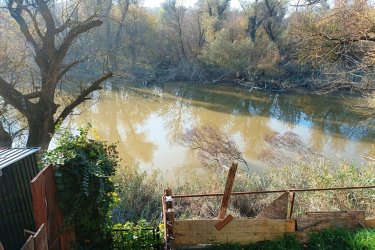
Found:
[162,163,375,249]
[21,224,48,250]
[30,165,74,250]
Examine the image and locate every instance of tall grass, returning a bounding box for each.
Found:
[112,160,375,222]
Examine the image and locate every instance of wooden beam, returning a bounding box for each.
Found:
[215,214,234,231]
[175,219,296,245]
[218,162,238,219]
[334,197,366,228]
[163,188,175,250]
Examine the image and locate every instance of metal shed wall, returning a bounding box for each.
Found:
[0,149,40,250]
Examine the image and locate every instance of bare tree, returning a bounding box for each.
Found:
[179,125,246,169]
[0,0,113,148]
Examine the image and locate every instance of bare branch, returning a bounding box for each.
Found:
[0,76,32,116]
[55,72,113,125]
[57,18,103,60]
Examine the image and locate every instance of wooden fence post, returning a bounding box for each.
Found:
[218,162,238,219]
[163,188,175,250]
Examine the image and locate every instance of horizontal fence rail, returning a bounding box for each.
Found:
[171,185,375,199]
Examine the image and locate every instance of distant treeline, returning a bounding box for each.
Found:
[65,0,375,92]
[2,0,375,92]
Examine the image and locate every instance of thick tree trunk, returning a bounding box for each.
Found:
[26,101,57,149]
[0,122,12,148]
[27,116,55,149]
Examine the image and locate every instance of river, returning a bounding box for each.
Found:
[67,82,375,178]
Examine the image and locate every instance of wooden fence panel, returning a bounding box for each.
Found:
[31,169,47,231]
[31,165,75,250]
[34,224,48,250]
[174,219,295,245]
[21,236,34,250]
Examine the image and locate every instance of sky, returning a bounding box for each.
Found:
[143,0,243,9]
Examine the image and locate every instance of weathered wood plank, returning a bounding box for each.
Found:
[175,219,296,245]
[257,192,289,219]
[20,236,34,250]
[297,211,365,231]
[34,224,48,250]
[31,167,47,231]
[44,165,60,248]
[218,162,237,219]
[365,218,375,228]
[215,214,234,231]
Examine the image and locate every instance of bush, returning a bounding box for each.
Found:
[43,126,119,249]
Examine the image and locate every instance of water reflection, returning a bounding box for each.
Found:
[70,82,375,178]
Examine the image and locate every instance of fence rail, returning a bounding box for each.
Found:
[171,185,375,198]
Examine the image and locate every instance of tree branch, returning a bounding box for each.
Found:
[0,76,32,116]
[22,7,44,39]
[57,19,103,60]
[58,58,86,80]
[7,0,40,52]
[55,72,113,124]
[24,91,42,100]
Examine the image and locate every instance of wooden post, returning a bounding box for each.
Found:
[289,192,295,219]
[163,188,175,250]
[218,162,238,219]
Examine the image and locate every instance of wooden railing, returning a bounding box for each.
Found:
[162,163,375,249]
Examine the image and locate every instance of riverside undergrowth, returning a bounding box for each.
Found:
[113,160,375,222]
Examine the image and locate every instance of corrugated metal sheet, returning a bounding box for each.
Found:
[0,148,40,171]
[0,148,40,250]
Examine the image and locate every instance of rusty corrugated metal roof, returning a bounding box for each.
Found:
[0,148,40,170]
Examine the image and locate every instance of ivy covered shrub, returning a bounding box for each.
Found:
[43,126,119,249]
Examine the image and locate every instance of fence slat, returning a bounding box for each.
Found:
[31,165,75,250]
[31,167,47,231]
[44,165,60,247]
[20,236,34,250]
[34,224,48,250]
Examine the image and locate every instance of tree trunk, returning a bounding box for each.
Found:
[0,122,12,148]
[27,117,55,149]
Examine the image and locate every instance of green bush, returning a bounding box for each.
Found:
[349,229,375,250]
[43,126,119,249]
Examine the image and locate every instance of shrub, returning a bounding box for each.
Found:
[348,229,375,250]
[43,126,119,249]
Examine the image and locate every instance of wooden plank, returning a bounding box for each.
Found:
[44,165,60,247]
[297,211,365,231]
[31,166,47,231]
[218,162,237,219]
[257,192,289,219]
[334,198,366,228]
[20,236,34,250]
[365,218,375,228]
[59,226,75,250]
[215,214,234,231]
[34,224,48,250]
[174,219,295,245]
